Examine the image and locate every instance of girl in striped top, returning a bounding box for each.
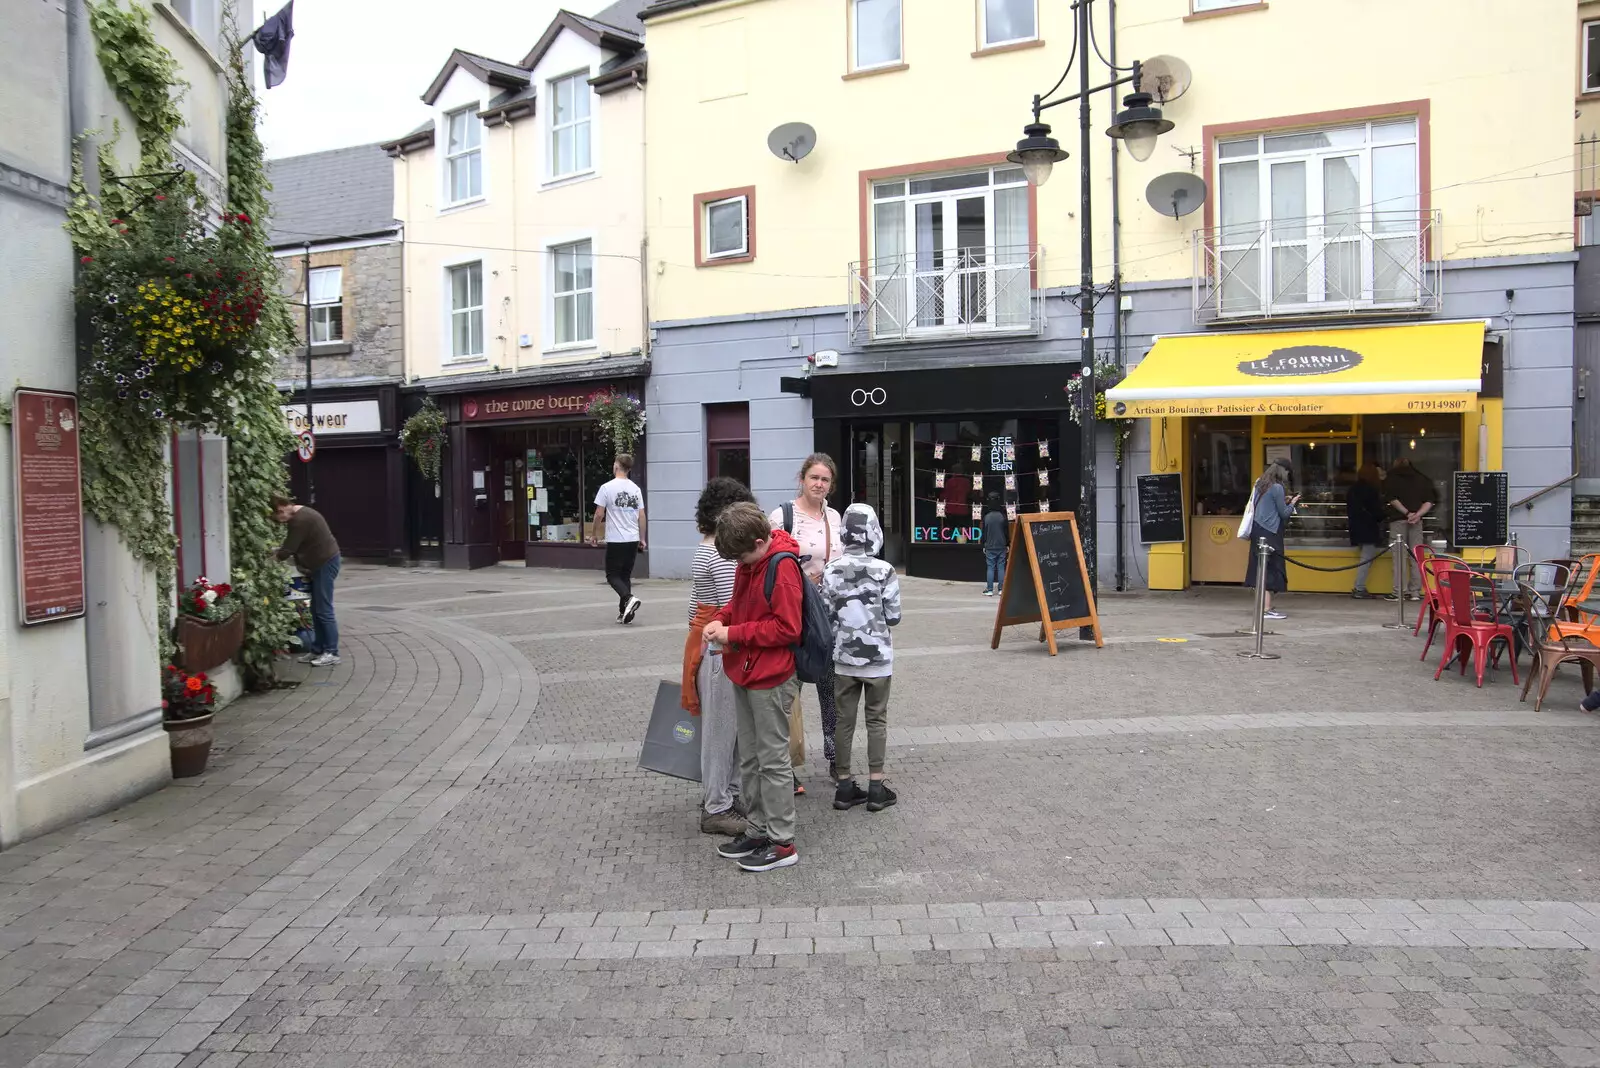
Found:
[681,477,757,837]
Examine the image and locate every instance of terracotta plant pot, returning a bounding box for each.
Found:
[175,610,246,673]
[164,712,215,778]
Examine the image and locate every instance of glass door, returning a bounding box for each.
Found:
[912,193,989,329]
[850,423,907,568]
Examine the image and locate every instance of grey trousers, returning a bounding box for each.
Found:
[1389,520,1424,593]
[733,674,800,845]
[697,653,740,815]
[834,673,892,775]
[1352,543,1383,591]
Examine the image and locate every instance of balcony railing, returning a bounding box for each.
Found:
[1192,210,1441,325]
[847,245,1044,346]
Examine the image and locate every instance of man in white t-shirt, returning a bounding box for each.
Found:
[589,453,647,623]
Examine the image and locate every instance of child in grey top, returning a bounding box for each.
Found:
[820,503,902,812]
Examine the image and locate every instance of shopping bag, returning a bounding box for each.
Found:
[638,681,702,782]
[1236,488,1258,539]
[788,691,806,769]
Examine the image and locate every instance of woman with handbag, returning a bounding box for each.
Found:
[1243,461,1299,620]
[769,453,843,795]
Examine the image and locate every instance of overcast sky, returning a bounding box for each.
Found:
[256,0,610,159]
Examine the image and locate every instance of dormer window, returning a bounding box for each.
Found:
[445,107,483,204]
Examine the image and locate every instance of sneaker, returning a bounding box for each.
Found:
[699,809,747,837]
[833,779,868,811]
[297,652,320,664]
[310,652,341,666]
[866,781,898,812]
[1262,610,1287,621]
[717,832,769,860]
[1383,593,1400,602]
[792,775,805,797]
[1350,589,1372,599]
[738,841,798,872]
[730,796,748,817]
[622,597,642,624]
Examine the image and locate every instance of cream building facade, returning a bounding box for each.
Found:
[640,0,1578,590]
[383,2,653,571]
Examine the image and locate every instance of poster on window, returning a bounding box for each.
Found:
[13,389,86,625]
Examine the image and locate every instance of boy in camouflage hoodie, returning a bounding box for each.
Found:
[820,503,902,812]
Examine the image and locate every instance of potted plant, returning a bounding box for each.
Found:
[162,665,217,777]
[585,390,646,453]
[174,575,246,672]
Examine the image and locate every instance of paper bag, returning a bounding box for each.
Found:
[638,681,702,782]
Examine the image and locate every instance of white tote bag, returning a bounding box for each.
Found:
[1236,488,1258,539]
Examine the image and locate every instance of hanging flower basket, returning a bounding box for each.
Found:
[400,398,447,482]
[585,391,646,454]
[175,610,246,672]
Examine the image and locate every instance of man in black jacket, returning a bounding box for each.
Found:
[1380,459,1437,601]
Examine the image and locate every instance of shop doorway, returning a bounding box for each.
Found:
[848,423,908,568]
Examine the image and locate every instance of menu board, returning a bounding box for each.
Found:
[1136,473,1186,544]
[990,512,1103,655]
[13,389,85,625]
[1451,470,1509,548]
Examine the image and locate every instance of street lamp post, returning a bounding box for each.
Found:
[1008,0,1171,626]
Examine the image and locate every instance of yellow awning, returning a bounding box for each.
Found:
[1104,321,1485,418]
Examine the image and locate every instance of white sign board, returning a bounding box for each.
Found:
[281,400,381,436]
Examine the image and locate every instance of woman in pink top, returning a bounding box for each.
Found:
[769,454,843,792]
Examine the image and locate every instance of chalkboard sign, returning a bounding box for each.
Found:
[1136,473,1186,544]
[1451,470,1509,548]
[990,512,1103,655]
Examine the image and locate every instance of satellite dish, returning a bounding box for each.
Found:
[767,122,816,163]
[1145,172,1207,220]
[1136,55,1193,105]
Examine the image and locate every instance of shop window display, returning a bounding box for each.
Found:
[912,418,1059,544]
[492,423,629,546]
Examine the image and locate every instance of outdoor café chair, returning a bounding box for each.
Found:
[1516,582,1600,712]
[1551,554,1600,637]
[1433,569,1519,688]
[1417,557,1478,659]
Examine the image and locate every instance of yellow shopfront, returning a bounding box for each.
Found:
[1106,322,1503,592]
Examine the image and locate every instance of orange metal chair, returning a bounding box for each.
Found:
[1550,554,1600,646]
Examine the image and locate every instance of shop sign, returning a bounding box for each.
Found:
[1109,393,1474,419]
[850,387,886,407]
[13,389,86,626]
[462,386,627,422]
[281,400,381,435]
[913,524,983,543]
[1238,345,1363,378]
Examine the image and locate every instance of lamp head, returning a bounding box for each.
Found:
[1007,122,1069,187]
[1107,91,1174,162]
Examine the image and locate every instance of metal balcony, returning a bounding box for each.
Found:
[847,245,1045,346]
[1192,210,1441,325]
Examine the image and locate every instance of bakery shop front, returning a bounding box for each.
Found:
[429,362,648,571]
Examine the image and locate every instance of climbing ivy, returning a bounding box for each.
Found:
[84,0,185,173]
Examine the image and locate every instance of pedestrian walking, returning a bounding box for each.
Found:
[1347,462,1388,598]
[1243,462,1298,620]
[1381,458,1437,600]
[769,454,843,794]
[271,494,342,666]
[821,504,902,813]
[681,477,757,837]
[589,453,647,624]
[981,493,1009,596]
[703,502,805,872]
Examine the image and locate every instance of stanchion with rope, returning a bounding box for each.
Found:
[1381,530,1412,631]
[1238,537,1281,661]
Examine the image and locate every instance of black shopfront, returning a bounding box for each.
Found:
[808,363,1080,582]
[282,383,411,564]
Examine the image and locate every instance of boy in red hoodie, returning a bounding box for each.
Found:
[702,502,804,872]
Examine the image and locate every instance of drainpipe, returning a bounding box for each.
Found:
[1109,0,1126,591]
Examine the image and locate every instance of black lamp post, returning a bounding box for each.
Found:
[1008,0,1171,621]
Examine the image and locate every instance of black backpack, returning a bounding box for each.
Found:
[762,551,834,685]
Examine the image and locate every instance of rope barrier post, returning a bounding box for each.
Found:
[1382,529,1411,631]
[1238,537,1280,661]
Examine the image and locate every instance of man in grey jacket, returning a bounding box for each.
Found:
[820,503,902,812]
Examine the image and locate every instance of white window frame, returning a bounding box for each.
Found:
[307,266,343,344]
[546,238,596,351]
[851,0,903,72]
[702,195,750,260]
[1585,20,1600,94]
[443,106,484,207]
[446,260,485,362]
[980,0,1038,48]
[1191,0,1257,11]
[868,165,1033,336]
[170,0,220,46]
[547,71,594,181]
[1213,117,1422,315]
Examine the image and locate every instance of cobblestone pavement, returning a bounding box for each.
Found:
[3,565,1600,1068]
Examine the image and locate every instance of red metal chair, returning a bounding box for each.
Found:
[1433,569,1519,687]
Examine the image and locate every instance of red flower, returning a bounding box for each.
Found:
[235,213,251,225]
[184,273,193,279]
[154,194,166,201]
[110,218,122,225]
[197,672,208,682]
[80,256,92,264]
[164,257,175,263]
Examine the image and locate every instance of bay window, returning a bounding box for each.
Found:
[1212,117,1423,317]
